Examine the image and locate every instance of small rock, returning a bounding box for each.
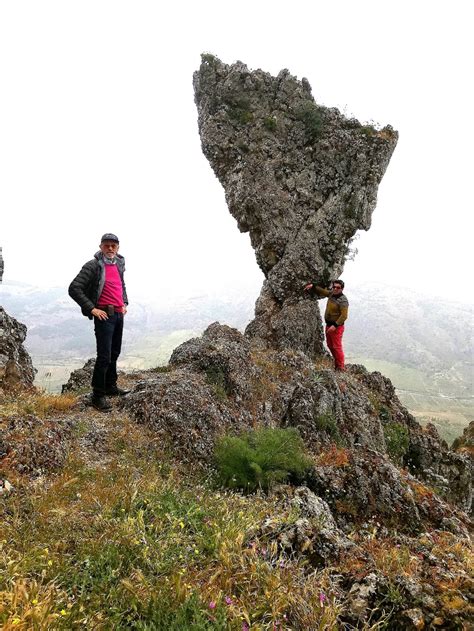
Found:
[400,608,425,629]
[0,479,13,495]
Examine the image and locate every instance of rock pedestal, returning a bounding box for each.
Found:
[194,55,397,356]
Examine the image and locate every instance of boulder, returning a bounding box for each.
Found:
[0,306,35,391]
[61,358,95,393]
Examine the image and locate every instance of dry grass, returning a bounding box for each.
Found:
[1,401,472,629]
[316,445,350,467]
[1,412,346,629]
[0,390,77,419]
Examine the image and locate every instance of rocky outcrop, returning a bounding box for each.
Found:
[125,323,472,520]
[193,55,397,356]
[0,307,35,391]
[0,247,4,283]
[61,358,95,393]
[260,486,355,564]
[0,414,74,476]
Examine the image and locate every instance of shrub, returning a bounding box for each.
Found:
[384,422,409,462]
[295,102,323,142]
[214,427,312,492]
[263,116,277,131]
[225,96,253,124]
[151,365,172,373]
[205,365,228,401]
[360,124,377,137]
[314,412,339,438]
[201,52,219,67]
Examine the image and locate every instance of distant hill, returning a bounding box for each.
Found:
[1,279,472,442]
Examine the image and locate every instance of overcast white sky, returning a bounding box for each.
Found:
[1,1,472,304]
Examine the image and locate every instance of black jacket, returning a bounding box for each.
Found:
[68,252,128,318]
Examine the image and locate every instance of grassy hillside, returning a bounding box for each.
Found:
[1,389,472,629]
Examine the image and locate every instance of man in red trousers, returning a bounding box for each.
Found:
[304,280,349,371]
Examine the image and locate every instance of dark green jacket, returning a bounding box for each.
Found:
[68,252,128,319]
[311,285,349,327]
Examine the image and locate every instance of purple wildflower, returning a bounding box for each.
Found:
[209,601,216,610]
[319,592,327,605]
[225,596,233,605]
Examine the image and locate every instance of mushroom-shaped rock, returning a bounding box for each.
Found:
[194,55,397,356]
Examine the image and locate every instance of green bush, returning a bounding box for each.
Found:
[151,365,172,373]
[295,101,323,142]
[205,365,228,401]
[315,412,339,438]
[200,52,219,69]
[225,96,253,124]
[214,427,312,492]
[263,116,277,131]
[384,422,409,462]
[360,124,377,137]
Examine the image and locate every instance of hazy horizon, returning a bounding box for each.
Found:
[1,1,472,303]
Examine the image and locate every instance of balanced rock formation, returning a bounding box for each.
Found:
[193,55,397,356]
[0,306,35,391]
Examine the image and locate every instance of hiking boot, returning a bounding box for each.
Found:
[91,396,112,412]
[105,386,130,396]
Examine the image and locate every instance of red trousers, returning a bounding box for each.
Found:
[325,325,345,370]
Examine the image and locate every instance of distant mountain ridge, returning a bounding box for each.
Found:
[1,279,472,442]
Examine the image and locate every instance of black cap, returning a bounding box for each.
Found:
[101,233,119,243]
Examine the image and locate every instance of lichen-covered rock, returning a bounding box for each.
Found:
[0,414,73,475]
[452,420,474,453]
[451,421,474,514]
[308,448,424,532]
[61,358,95,393]
[194,54,397,356]
[307,447,470,535]
[260,486,354,565]
[124,367,253,462]
[350,364,472,513]
[125,324,472,520]
[0,307,35,391]
[169,322,256,402]
[244,280,326,355]
[405,422,472,514]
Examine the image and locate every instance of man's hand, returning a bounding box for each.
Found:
[91,308,108,320]
[327,325,336,333]
[122,306,127,315]
[304,283,313,291]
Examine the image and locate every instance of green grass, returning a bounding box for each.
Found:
[383,422,410,463]
[0,415,340,630]
[214,427,312,492]
[1,400,472,629]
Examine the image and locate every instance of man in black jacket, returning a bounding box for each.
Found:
[69,233,129,411]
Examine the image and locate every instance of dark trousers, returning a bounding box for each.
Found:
[91,313,124,397]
